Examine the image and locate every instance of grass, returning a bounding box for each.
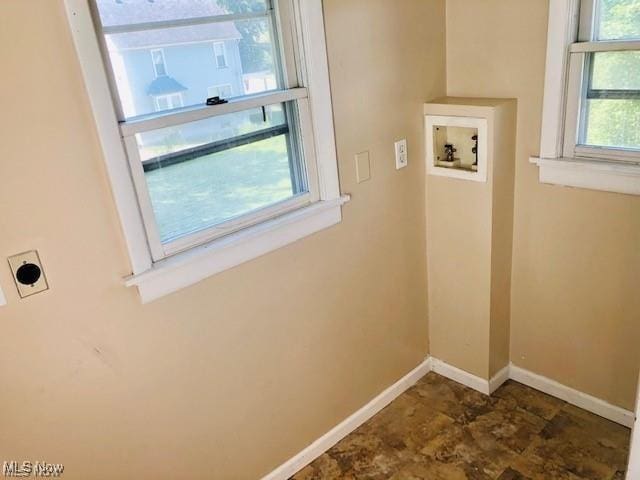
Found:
[145,135,294,243]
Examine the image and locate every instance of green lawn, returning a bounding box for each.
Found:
[145,135,294,243]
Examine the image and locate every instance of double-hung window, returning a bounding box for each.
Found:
[65,0,346,301]
[564,0,640,161]
[536,0,640,194]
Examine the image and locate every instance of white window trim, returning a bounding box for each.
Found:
[64,0,348,303]
[213,41,228,69]
[533,0,640,195]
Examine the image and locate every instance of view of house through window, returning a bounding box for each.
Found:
[92,0,308,249]
[579,0,640,151]
[208,84,233,99]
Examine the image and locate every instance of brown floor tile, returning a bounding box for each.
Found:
[390,454,494,480]
[502,455,585,480]
[527,405,631,479]
[466,399,548,454]
[493,381,565,421]
[419,421,518,478]
[407,373,500,425]
[291,373,631,480]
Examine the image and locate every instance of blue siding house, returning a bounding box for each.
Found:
[97,0,245,119]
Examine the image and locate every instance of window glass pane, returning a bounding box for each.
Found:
[596,0,640,40]
[94,0,268,28]
[590,51,640,90]
[136,103,307,243]
[101,17,279,118]
[583,99,640,149]
[581,51,640,150]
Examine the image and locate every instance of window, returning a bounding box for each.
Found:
[213,42,228,69]
[154,93,183,112]
[66,0,345,301]
[535,0,640,195]
[150,48,167,77]
[208,84,233,99]
[564,0,640,162]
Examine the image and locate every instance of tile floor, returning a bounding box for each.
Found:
[292,373,631,480]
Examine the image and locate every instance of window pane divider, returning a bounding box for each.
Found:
[142,124,290,172]
[101,11,270,35]
[587,89,640,100]
[570,39,640,53]
[119,87,308,137]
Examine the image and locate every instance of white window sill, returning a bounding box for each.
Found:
[530,156,640,196]
[125,196,351,303]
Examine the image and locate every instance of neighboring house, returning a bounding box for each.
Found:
[97,0,245,119]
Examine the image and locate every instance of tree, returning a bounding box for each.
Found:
[216,0,274,74]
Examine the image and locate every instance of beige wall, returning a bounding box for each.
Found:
[446,0,640,410]
[0,0,445,478]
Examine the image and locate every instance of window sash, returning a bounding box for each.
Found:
[124,96,320,261]
[89,0,299,122]
[562,0,640,163]
[99,10,271,36]
[120,87,308,137]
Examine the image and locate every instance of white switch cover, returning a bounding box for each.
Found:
[395,139,408,170]
[0,285,6,306]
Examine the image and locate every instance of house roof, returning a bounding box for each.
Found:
[146,75,188,96]
[97,0,242,50]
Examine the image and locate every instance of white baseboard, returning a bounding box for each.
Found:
[262,357,634,480]
[430,358,510,395]
[431,358,489,395]
[260,357,432,480]
[489,364,511,394]
[509,364,635,428]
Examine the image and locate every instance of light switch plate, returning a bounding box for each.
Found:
[8,250,49,299]
[0,284,6,307]
[355,151,371,183]
[395,139,408,170]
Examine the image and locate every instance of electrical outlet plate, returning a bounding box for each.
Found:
[8,250,49,299]
[395,139,408,170]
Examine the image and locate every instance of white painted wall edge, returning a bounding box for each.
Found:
[510,364,635,428]
[261,357,633,479]
[260,357,433,480]
[625,377,640,479]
